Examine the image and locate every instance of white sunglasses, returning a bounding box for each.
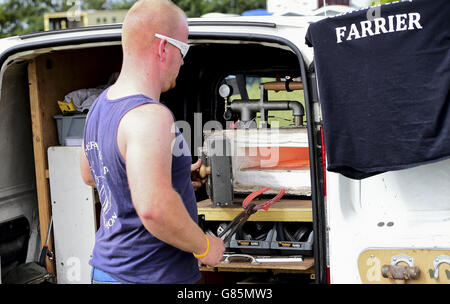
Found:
[155,33,190,58]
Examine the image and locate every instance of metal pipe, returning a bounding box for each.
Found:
[230,100,305,126]
[263,81,303,91]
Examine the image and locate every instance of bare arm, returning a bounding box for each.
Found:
[119,105,224,265]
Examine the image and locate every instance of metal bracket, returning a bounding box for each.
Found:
[432,255,450,279]
[391,254,414,267]
[204,136,233,206]
[381,254,420,281]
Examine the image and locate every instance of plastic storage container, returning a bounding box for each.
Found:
[270,222,313,256]
[229,222,275,255]
[54,114,87,146]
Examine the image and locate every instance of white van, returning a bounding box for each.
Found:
[0,1,448,284]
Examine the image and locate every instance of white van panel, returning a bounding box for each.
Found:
[327,158,450,284]
[48,146,97,284]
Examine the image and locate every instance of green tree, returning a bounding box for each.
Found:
[105,0,267,17]
[370,0,397,5]
[174,0,266,17]
[84,0,108,9]
[0,0,55,37]
[0,0,123,37]
[0,0,267,38]
[111,0,136,10]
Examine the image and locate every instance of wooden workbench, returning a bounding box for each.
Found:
[197,198,313,222]
[200,257,314,274]
[197,198,315,275]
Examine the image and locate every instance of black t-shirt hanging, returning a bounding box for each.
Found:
[305,0,450,180]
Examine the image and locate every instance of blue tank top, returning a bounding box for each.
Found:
[83,89,200,284]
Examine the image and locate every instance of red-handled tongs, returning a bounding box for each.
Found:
[218,188,285,243]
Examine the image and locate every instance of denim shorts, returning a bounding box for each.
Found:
[91,267,121,284]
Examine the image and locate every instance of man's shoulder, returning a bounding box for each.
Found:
[125,101,174,123]
[120,102,175,139]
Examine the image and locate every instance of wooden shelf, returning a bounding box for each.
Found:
[197,199,314,275]
[200,257,314,274]
[197,198,312,222]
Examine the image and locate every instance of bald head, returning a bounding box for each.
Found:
[122,0,187,58]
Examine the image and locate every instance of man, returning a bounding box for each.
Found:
[80,0,225,284]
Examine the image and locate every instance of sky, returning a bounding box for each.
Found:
[350,0,371,8]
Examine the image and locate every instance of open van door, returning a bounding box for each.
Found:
[306,0,450,283]
[0,27,123,283]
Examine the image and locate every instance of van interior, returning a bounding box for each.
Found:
[0,38,319,284]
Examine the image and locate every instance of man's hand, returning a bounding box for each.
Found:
[197,235,225,267]
[191,159,207,190]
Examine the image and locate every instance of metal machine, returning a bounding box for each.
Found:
[200,79,310,207]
